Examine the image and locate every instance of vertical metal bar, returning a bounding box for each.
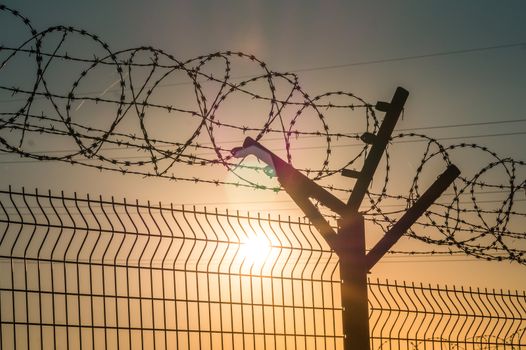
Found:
[181,206,198,349]
[366,280,379,349]
[169,203,186,349]
[158,203,174,349]
[202,208,216,349]
[255,213,269,350]
[123,198,138,350]
[410,282,428,348]
[513,290,526,345]
[191,206,207,349]
[235,210,249,350]
[98,196,113,350]
[436,284,451,348]
[225,210,240,349]
[503,288,517,346]
[159,205,173,349]
[46,190,60,349]
[421,283,438,349]
[34,190,52,350]
[474,287,490,349]
[8,187,23,350]
[87,194,105,349]
[483,288,500,347]
[444,285,461,348]
[402,281,418,348]
[265,215,283,350]
[146,201,163,349]
[61,191,78,349]
[462,287,476,348]
[395,282,410,347]
[134,200,148,350]
[456,287,471,348]
[507,290,523,345]
[276,217,294,349]
[466,286,484,348]
[376,280,392,347]
[490,288,507,347]
[389,281,400,349]
[246,213,268,349]
[215,210,227,349]
[193,206,212,349]
[295,221,312,349]
[246,213,258,350]
[72,192,89,350]
[211,209,226,349]
[21,189,36,350]
[304,220,330,348]
[251,214,263,349]
[285,217,300,350]
[327,237,341,349]
[110,196,124,350]
[223,209,240,349]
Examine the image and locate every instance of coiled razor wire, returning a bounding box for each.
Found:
[0,4,524,264]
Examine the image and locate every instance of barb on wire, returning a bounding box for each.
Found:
[0,4,524,265]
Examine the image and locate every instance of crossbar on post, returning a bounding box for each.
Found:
[366,164,460,271]
[346,87,409,212]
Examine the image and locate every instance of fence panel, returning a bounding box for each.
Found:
[0,187,525,349]
[369,280,526,349]
[0,187,341,350]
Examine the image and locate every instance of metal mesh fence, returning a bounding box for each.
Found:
[0,187,342,350]
[0,187,525,349]
[369,280,526,349]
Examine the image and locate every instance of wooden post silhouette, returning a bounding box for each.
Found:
[231,87,460,350]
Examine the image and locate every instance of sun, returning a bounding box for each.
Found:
[239,235,271,269]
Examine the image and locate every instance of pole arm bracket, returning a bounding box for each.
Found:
[230,88,461,272]
[231,137,349,248]
[365,164,460,270]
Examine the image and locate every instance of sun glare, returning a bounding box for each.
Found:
[239,235,271,268]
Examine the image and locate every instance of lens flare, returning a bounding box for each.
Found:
[239,235,271,268]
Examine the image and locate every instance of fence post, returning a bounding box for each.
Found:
[338,213,369,350]
[339,87,408,350]
[231,86,460,350]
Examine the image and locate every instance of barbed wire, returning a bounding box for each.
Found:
[0,4,525,264]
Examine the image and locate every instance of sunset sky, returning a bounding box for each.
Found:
[1,0,525,291]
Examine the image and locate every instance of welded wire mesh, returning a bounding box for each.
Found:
[0,187,342,350]
[369,280,526,349]
[1,187,525,349]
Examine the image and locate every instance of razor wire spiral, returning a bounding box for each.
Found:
[0,4,524,264]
